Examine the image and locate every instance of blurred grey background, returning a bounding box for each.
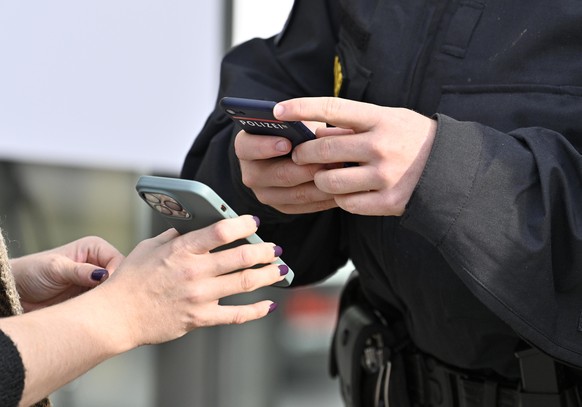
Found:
[0,0,349,405]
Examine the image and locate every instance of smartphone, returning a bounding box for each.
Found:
[135,175,294,287]
[220,96,315,148]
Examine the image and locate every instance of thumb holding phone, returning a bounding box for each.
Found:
[220,97,334,214]
[233,127,338,214]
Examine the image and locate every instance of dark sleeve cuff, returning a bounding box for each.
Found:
[0,329,25,407]
[401,113,483,246]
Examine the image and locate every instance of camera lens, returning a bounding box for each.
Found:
[143,192,161,203]
[153,204,172,215]
[163,199,183,212]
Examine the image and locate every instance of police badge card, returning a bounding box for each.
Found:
[220,96,315,148]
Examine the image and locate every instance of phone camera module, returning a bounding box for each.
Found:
[143,192,190,218]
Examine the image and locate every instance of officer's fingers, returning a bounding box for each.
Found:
[315,126,355,138]
[274,199,339,215]
[303,120,329,135]
[334,190,405,217]
[253,182,334,207]
[314,164,384,195]
[292,133,372,165]
[274,97,382,133]
[241,157,323,188]
[234,130,292,160]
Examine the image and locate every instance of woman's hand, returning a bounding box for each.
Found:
[0,216,285,406]
[10,236,124,312]
[103,215,287,347]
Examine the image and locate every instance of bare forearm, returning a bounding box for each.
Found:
[0,286,132,406]
[0,219,286,405]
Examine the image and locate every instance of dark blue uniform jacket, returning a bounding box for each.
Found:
[181,0,582,379]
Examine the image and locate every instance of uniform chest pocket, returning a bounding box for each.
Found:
[437,84,582,152]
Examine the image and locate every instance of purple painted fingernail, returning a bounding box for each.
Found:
[268,303,278,314]
[253,216,260,227]
[274,245,283,257]
[278,265,289,276]
[91,269,109,282]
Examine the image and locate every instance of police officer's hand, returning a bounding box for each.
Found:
[273,97,437,216]
[234,125,339,214]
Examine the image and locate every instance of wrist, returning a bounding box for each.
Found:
[67,284,140,355]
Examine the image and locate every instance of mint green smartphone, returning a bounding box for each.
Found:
[135,175,293,287]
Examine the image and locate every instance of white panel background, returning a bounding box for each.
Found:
[232,0,294,46]
[0,0,223,173]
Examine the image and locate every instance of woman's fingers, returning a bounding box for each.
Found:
[196,301,278,327]
[185,263,288,304]
[153,215,259,255]
[202,242,282,277]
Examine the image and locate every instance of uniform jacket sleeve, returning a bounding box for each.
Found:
[180,0,349,285]
[402,114,582,366]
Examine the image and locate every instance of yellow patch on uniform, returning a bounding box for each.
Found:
[334,55,343,98]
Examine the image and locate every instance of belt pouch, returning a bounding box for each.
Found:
[333,304,392,407]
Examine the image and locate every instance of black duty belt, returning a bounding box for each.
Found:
[329,271,582,407]
[402,348,582,407]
